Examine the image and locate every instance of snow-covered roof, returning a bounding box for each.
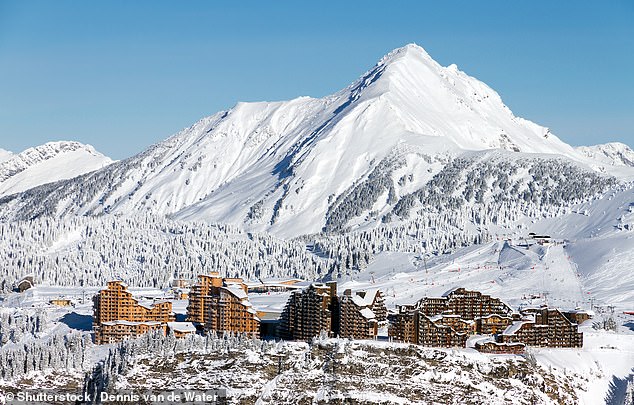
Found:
[137,303,152,310]
[351,295,368,307]
[167,322,196,333]
[502,321,532,336]
[360,308,376,320]
[349,289,381,306]
[222,285,248,300]
[478,314,512,319]
[261,278,303,284]
[441,287,463,297]
[429,315,443,322]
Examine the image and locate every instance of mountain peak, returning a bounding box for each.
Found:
[378,43,433,66]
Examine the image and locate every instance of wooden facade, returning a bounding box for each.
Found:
[93,280,175,344]
[562,310,592,326]
[475,340,525,354]
[16,276,34,293]
[338,289,378,339]
[97,321,165,344]
[387,306,418,343]
[499,308,583,348]
[417,313,469,347]
[354,289,387,323]
[50,298,72,307]
[418,288,514,320]
[475,314,514,335]
[279,283,387,341]
[186,273,260,337]
[279,282,337,341]
[388,309,467,347]
[389,288,514,348]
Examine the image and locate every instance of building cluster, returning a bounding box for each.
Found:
[93,280,175,344]
[93,274,261,344]
[279,282,387,341]
[388,287,585,352]
[186,273,260,337]
[93,276,586,353]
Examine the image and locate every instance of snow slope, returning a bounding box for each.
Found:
[577,142,634,179]
[0,141,112,197]
[578,142,634,168]
[0,44,620,237]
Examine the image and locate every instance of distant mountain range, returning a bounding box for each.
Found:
[0,141,112,198]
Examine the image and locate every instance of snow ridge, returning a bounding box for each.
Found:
[577,142,634,167]
[0,141,112,197]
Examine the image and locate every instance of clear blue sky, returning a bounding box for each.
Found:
[1,1,632,159]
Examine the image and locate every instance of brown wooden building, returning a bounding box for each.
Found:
[353,289,387,323]
[97,321,165,344]
[338,289,378,339]
[279,282,337,341]
[93,280,175,344]
[388,309,467,347]
[475,314,514,335]
[418,288,514,320]
[499,307,583,348]
[187,273,260,337]
[475,340,525,354]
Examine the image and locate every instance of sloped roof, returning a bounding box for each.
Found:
[167,322,196,333]
[222,285,248,300]
[502,321,533,335]
[360,308,376,320]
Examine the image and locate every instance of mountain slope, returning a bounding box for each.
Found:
[0,44,616,237]
[0,141,112,197]
[577,142,634,168]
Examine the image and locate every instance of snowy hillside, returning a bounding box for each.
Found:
[577,142,634,167]
[0,141,112,197]
[0,44,616,237]
[577,142,634,179]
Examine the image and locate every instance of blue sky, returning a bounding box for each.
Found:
[0,1,632,159]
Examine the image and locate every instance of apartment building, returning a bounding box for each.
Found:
[93,280,175,344]
[187,273,260,337]
[279,282,337,341]
[498,307,583,348]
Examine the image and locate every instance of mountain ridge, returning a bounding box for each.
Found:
[0,44,629,238]
[0,141,112,197]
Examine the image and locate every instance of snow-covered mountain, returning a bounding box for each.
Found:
[0,45,621,236]
[0,141,112,197]
[577,142,634,167]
